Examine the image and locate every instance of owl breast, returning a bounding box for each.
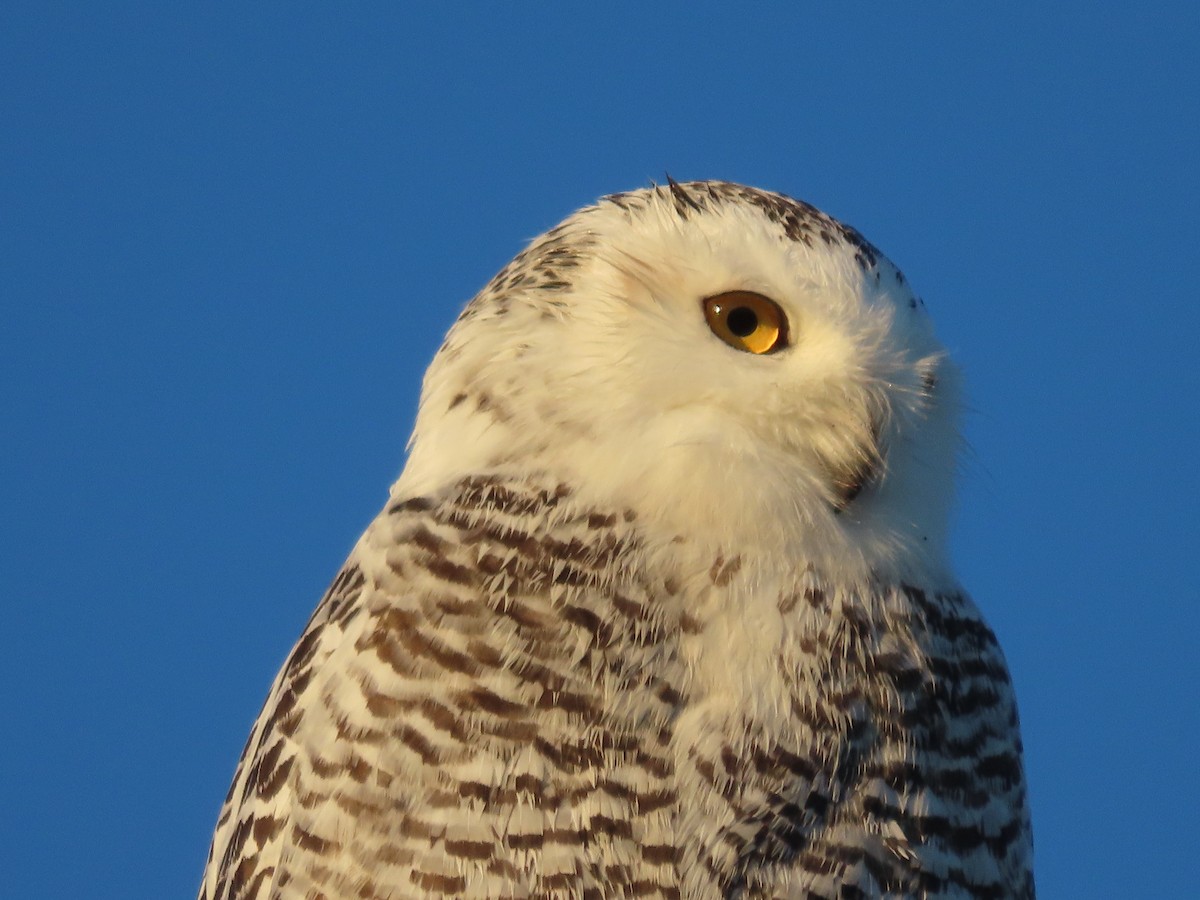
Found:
[200,474,1031,900]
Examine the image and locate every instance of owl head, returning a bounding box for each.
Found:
[400,181,961,582]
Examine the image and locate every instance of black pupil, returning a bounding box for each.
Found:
[726,306,759,337]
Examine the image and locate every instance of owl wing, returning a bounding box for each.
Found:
[767,586,1036,898]
[910,589,1037,896]
[197,557,371,900]
[198,473,683,899]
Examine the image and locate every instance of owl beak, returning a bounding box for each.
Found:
[829,419,883,513]
[830,458,875,511]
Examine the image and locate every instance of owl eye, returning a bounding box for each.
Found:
[702,291,788,354]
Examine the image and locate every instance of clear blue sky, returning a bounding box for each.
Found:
[3,4,1197,897]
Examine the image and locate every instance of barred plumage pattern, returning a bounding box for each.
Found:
[199,181,1034,898]
[200,477,1031,898]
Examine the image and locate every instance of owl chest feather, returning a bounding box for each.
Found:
[202,476,1031,899]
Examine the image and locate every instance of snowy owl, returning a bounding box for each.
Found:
[199,180,1034,898]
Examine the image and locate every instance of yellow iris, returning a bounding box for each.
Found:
[702,291,788,354]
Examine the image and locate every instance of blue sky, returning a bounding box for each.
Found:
[3,4,1197,897]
